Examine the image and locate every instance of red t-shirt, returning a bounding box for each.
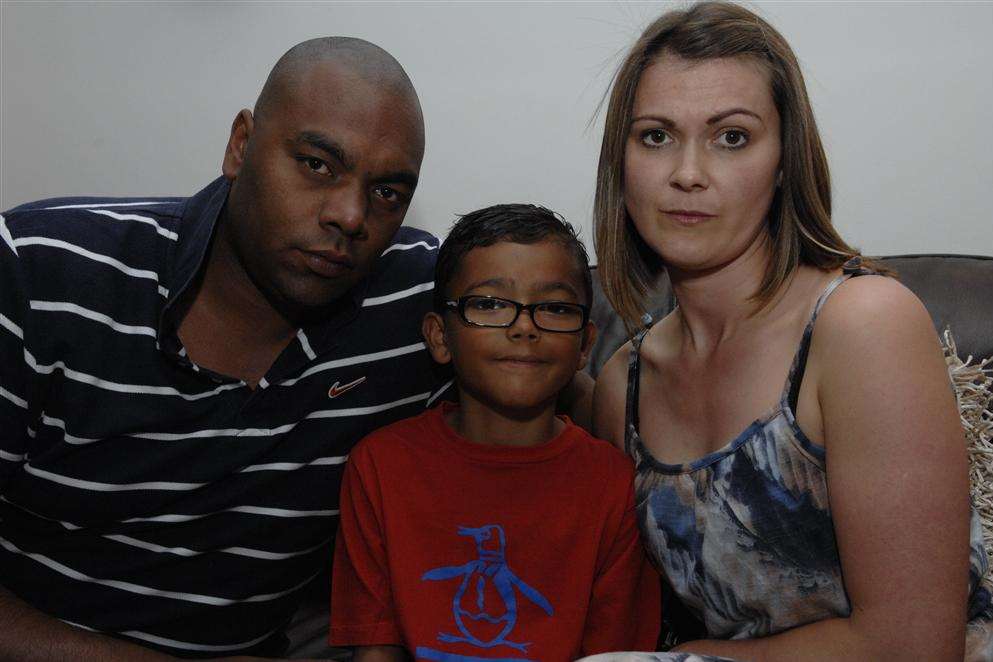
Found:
[330,402,660,660]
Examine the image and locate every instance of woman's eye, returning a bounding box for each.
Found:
[640,129,672,148]
[716,129,748,149]
[301,157,331,175]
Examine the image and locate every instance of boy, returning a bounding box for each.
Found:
[330,204,660,661]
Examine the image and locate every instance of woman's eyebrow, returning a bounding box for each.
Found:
[630,115,676,129]
[630,108,763,127]
[706,107,762,125]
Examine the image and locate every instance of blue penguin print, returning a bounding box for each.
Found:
[421,524,553,657]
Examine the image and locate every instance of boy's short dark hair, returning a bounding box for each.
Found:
[433,204,593,313]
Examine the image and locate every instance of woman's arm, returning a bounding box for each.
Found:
[676,276,971,661]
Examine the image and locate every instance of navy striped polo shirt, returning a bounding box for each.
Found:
[0,177,450,656]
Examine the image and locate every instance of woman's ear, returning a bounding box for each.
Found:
[422,312,452,364]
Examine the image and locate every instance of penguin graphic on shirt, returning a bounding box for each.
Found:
[421,524,553,654]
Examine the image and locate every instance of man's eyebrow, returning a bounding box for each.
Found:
[374,170,419,190]
[296,131,354,171]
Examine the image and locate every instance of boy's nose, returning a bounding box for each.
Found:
[508,307,540,339]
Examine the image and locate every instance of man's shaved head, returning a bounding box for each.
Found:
[219,36,426,320]
[254,37,422,131]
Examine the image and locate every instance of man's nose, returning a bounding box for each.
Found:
[668,143,709,192]
[318,185,367,238]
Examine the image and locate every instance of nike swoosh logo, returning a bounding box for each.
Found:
[328,376,366,399]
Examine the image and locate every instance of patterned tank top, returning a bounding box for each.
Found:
[624,263,993,648]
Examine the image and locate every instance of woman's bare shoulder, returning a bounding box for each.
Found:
[812,274,935,350]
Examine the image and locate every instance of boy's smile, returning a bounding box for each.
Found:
[423,239,595,434]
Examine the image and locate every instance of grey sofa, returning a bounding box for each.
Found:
[587,254,993,378]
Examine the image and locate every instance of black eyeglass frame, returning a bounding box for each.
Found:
[444,295,590,333]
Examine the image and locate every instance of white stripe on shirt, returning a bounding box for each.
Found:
[24,350,243,400]
[61,618,282,653]
[0,386,27,410]
[130,391,430,440]
[279,341,426,386]
[13,237,160,283]
[86,209,178,241]
[23,464,206,492]
[39,414,98,445]
[29,301,157,338]
[381,240,437,256]
[296,329,317,361]
[361,280,433,307]
[0,533,315,606]
[0,214,17,256]
[0,313,24,340]
[104,533,326,561]
[239,455,348,472]
[121,505,338,524]
[41,201,171,210]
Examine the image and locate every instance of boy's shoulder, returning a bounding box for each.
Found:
[560,420,635,477]
[349,405,441,461]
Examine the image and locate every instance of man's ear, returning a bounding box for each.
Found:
[422,312,452,365]
[222,109,254,181]
[576,320,598,372]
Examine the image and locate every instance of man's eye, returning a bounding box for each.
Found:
[716,129,749,149]
[641,129,672,148]
[373,185,401,204]
[300,157,331,175]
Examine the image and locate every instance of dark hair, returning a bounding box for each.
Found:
[595,1,882,332]
[434,204,593,312]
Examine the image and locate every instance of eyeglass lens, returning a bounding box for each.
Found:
[462,296,584,332]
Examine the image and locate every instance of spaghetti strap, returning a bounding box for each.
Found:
[624,325,652,457]
[782,256,874,411]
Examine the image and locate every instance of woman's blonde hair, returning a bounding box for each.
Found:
[595,1,869,332]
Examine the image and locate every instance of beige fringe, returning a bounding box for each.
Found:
[942,329,993,576]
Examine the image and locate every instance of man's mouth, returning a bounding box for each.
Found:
[299,249,354,278]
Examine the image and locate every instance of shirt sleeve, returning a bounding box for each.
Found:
[329,439,403,646]
[582,463,661,654]
[0,213,30,494]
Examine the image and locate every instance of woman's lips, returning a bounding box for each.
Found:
[664,209,716,226]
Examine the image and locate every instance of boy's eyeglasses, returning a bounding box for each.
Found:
[445,295,589,333]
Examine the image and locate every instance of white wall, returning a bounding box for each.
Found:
[2,1,991,259]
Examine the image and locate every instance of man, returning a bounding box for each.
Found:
[0,37,447,659]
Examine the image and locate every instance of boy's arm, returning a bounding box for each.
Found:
[330,443,403,648]
[582,467,661,655]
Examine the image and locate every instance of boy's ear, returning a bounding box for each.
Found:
[422,312,452,365]
[576,320,597,372]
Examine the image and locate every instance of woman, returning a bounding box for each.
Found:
[588,2,992,660]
